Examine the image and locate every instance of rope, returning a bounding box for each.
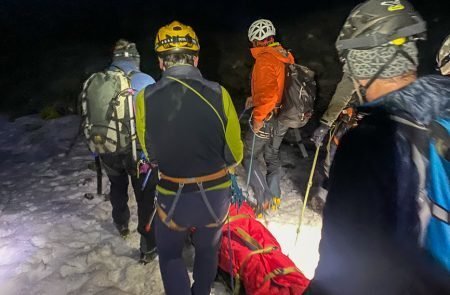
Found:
[238,108,249,121]
[246,132,257,188]
[227,132,256,292]
[226,215,235,293]
[166,76,226,134]
[231,174,245,208]
[295,145,320,245]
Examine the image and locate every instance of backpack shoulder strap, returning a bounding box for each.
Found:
[390,115,429,155]
[428,119,450,225]
[390,115,431,243]
[81,72,99,94]
[110,65,138,78]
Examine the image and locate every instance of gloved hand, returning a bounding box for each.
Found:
[311,123,330,147]
[252,119,264,132]
[250,119,271,139]
[245,96,253,109]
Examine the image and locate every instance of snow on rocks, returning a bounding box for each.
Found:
[0,115,322,294]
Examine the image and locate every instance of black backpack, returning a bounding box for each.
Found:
[277,64,316,129]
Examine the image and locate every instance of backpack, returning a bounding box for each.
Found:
[80,68,137,159]
[424,118,450,272]
[395,115,450,272]
[277,64,316,129]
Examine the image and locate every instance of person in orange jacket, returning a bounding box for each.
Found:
[244,19,295,213]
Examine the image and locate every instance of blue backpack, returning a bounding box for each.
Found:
[424,118,450,272]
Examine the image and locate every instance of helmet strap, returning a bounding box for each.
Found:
[253,37,275,47]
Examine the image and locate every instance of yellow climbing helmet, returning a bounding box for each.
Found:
[155,21,200,55]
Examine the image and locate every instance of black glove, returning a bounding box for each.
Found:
[311,123,330,147]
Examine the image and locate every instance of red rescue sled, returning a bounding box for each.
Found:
[219,202,310,294]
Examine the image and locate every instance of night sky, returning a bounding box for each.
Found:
[2,0,450,116]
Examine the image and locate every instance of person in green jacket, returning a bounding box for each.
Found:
[135,21,243,295]
[310,71,359,208]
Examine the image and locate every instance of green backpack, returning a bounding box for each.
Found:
[80,68,137,160]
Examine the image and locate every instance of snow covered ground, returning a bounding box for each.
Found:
[0,115,322,295]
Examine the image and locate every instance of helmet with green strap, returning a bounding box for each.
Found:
[336,0,427,99]
[336,0,426,57]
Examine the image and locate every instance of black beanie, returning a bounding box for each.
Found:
[113,39,140,59]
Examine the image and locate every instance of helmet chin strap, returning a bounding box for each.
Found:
[346,45,416,103]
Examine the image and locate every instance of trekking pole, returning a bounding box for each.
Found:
[226,215,235,293]
[246,130,261,208]
[127,90,138,162]
[238,108,249,121]
[246,132,257,188]
[94,155,102,195]
[295,145,320,245]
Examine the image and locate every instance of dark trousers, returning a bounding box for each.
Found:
[155,187,231,295]
[243,118,289,204]
[101,152,158,253]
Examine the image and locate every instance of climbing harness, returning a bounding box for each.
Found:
[156,168,231,231]
[159,75,245,290]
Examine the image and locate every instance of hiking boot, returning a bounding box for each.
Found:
[270,196,281,211]
[255,202,271,219]
[114,223,130,239]
[139,248,158,265]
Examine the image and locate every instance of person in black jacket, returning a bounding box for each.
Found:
[308,1,450,294]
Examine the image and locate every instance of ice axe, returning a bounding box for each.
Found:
[145,207,157,233]
[145,197,158,233]
[141,168,153,191]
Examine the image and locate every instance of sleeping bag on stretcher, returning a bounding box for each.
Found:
[218,202,310,294]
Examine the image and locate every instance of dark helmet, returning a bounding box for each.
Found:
[336,0,426,57]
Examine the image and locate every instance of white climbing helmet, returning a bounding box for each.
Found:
[248,19,276,42]
[437,34,450,76]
